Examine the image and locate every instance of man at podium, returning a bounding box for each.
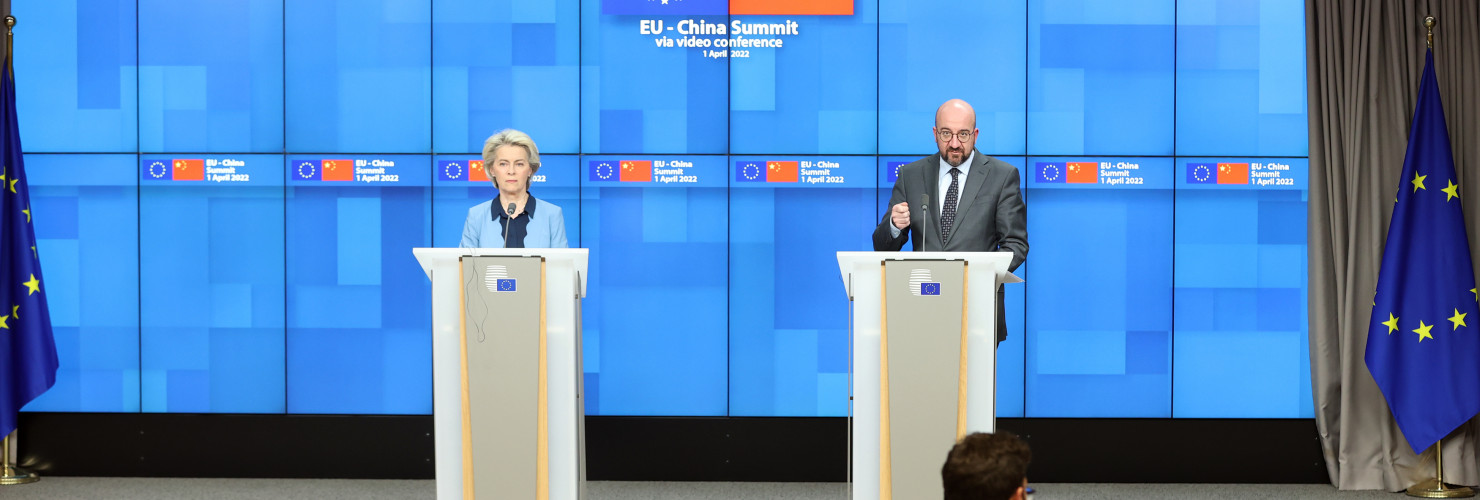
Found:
[460,129,569,249]
[872,99,1028,342]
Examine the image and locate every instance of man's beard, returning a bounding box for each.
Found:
[942,147,968,167]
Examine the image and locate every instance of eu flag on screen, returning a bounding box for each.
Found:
[1186,163,1217,184]
[1365,50,1480,454]
[1034,162,1065,183]
[293,160,321,181]
[886,162,906,183]
[0,60,60,437]
[437,160,465,182]
[141,159,171,180]
[589,160,617,182]
[496,279,516,292]
[736,161,764,182]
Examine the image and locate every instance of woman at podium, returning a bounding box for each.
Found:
[459,129,569,249]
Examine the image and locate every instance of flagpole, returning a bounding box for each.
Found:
[0,10,38,487]
[0,431,37,485]
[1407,438,1475,498]
[1401,17,1476,499]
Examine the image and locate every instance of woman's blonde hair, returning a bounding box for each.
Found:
[482,129,541,174]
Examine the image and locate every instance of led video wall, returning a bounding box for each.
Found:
[19,0,1309,418]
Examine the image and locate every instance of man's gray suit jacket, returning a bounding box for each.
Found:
[871,152,1028,343]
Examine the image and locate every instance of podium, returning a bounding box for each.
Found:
[836,251,1022,500]
[414,248,589,500]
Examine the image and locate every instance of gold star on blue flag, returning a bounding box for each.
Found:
[1366,49,1480,454]
[0,51,59,438]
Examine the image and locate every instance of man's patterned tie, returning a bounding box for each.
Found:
[941,167,960,242]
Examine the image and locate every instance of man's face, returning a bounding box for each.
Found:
[934,108,977,167]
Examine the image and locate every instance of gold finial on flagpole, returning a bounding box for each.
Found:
[4,15,13,72]
[1425,16,1436,48]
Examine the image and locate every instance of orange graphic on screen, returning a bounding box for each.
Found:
[731,0,851,15]
[172,159,204,181]
[468,160,489,182]
[620,160,652,182]
[1066,162,1098,184]
[322,160,354,181]
[1217,163,1249,184]
[766,161,799,182]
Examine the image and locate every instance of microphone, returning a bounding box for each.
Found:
[920,194,937,249]
[920,193,931,231]
[502,202,516,248]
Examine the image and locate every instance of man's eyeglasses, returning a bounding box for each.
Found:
[937,129,973,143]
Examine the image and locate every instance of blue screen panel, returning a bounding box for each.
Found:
[16,0,137,152]
[1025,157,1173,417]
[22,154,140,412]
[878,0,1026,156]
[1173,158,1310,417]
[138,1,284,153]
[580,156,727,415]
[286,0,431,153]
[1176,0,1307,156]
[139,155,285,413]
[285,156,431,414]
[433,0,579,154]
[730,3,879,154]
[729,156,875,416]
[1028,0,1174,155]
[580,6,727,154]
[431,155,580,249]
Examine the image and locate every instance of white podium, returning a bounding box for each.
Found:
[414,248,589,500]
[837,251,1022,500]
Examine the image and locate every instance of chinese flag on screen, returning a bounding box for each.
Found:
[620,160,652,182]
[1066,162,1098,184]
[767,161,799,182]
[322,160,354,181]
[1217,163,1249,184]
[469,160,489,182]
[172,159,204,181]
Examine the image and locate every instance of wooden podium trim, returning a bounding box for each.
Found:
[537,260,549,500]
[956,263,970,441]
[878,263,891,500]
[459,259,474,500]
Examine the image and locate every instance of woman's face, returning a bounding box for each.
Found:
[490,145,532,195]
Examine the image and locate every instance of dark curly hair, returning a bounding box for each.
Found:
[941,431,1031,500]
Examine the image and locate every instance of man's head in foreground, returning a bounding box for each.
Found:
[942,431,1031,500]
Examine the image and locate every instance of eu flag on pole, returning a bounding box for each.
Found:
[1365,49,1480,454]
[0,57,60,437]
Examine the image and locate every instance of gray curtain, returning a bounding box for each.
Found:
[1308,0,1480,491]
